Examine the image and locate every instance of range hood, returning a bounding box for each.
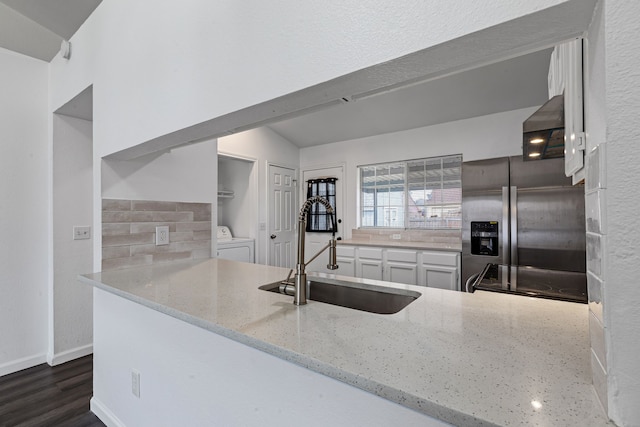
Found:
[522,94,565,161]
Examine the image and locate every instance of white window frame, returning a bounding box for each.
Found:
[357,154,462,230]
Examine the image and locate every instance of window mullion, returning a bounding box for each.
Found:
[373,167,378,227]
[423,159,427,229]
[403,162,408,230]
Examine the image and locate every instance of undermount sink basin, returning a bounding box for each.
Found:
[259,278,421,314]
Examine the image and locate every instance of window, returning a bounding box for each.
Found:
[306,177,338,233]
[359,154,461,229]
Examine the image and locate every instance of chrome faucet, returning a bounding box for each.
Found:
[279,196,338,305]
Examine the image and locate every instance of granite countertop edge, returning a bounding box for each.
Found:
[79,273,478,426]
[79,259,611,427]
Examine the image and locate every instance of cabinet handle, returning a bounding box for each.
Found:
[270,234,277,239]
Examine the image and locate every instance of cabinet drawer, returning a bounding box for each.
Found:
[358,247,383,260]
[421,251,459,267]
[387,249,417,263]
[336,245,355,257]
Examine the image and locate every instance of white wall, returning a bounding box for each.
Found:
[299,107,536,239]
[598,1,640,424]
[102,140,218,204]
[92,288,447,427]
[51,114,94,364]
[218,127,300,264]
[101,140,218,265]
[0,48,48,375]
[49,0,589,159]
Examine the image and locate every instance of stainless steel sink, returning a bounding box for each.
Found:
[259,278,420,314]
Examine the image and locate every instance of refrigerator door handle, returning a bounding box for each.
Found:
[502,186,510,265]
[510,186,518,266]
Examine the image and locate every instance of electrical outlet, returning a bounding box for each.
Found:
[131,369,141,398]
[392,234,402,240]
[155,226,169,245]
[73,226,91,240]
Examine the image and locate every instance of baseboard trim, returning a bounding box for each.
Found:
[49,344,93,366]
[91,397,126,427]
[0,353,47,377]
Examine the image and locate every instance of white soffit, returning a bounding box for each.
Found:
[0,0,102,61]
[106,0,597,160]
[268,48,553,148]
[0,2,61,61]
[55,86,93,122]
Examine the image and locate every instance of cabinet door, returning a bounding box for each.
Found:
[562,39,585,178]
[357,259,383,281]
[550,40,584,178]
[336,257,356,277]
[386,262,418,285]
[420,265,458,291]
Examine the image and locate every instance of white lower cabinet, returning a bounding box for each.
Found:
[334,245,460,291]
[386,262,418,285]
[336,257,356,276]
[419,251,460,291]
[335,246,356,277]
[384,249,419,285]
[419,265,458,291]
[355,247,384,280]
[357,259,383,280]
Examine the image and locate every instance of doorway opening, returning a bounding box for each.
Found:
[217,153,257,263]
[51,85,94,365]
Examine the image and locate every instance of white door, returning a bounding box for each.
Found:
[301,165,344,274]
[268,165,296,268]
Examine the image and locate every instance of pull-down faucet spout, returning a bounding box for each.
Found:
[279,196,338,305]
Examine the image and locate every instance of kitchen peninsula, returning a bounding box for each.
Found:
[80,259,610,426]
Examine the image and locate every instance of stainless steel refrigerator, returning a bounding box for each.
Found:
[461,156,586,300]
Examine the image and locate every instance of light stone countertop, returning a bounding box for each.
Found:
[80,258,611,427]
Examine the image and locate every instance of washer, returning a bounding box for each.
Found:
[216,226,255,263]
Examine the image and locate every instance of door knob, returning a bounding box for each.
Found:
[270,234,277,239]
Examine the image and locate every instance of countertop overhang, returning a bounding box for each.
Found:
[80,258,610,426]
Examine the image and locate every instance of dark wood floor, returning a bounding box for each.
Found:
[0,355,105,427]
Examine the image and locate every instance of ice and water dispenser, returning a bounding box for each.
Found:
[470,221,499,256]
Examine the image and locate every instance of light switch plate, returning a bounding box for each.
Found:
[155,226,169,245]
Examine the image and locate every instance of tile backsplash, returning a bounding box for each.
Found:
[585,143,608,412]
[350,228,461,247]
[102,199,212,270]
